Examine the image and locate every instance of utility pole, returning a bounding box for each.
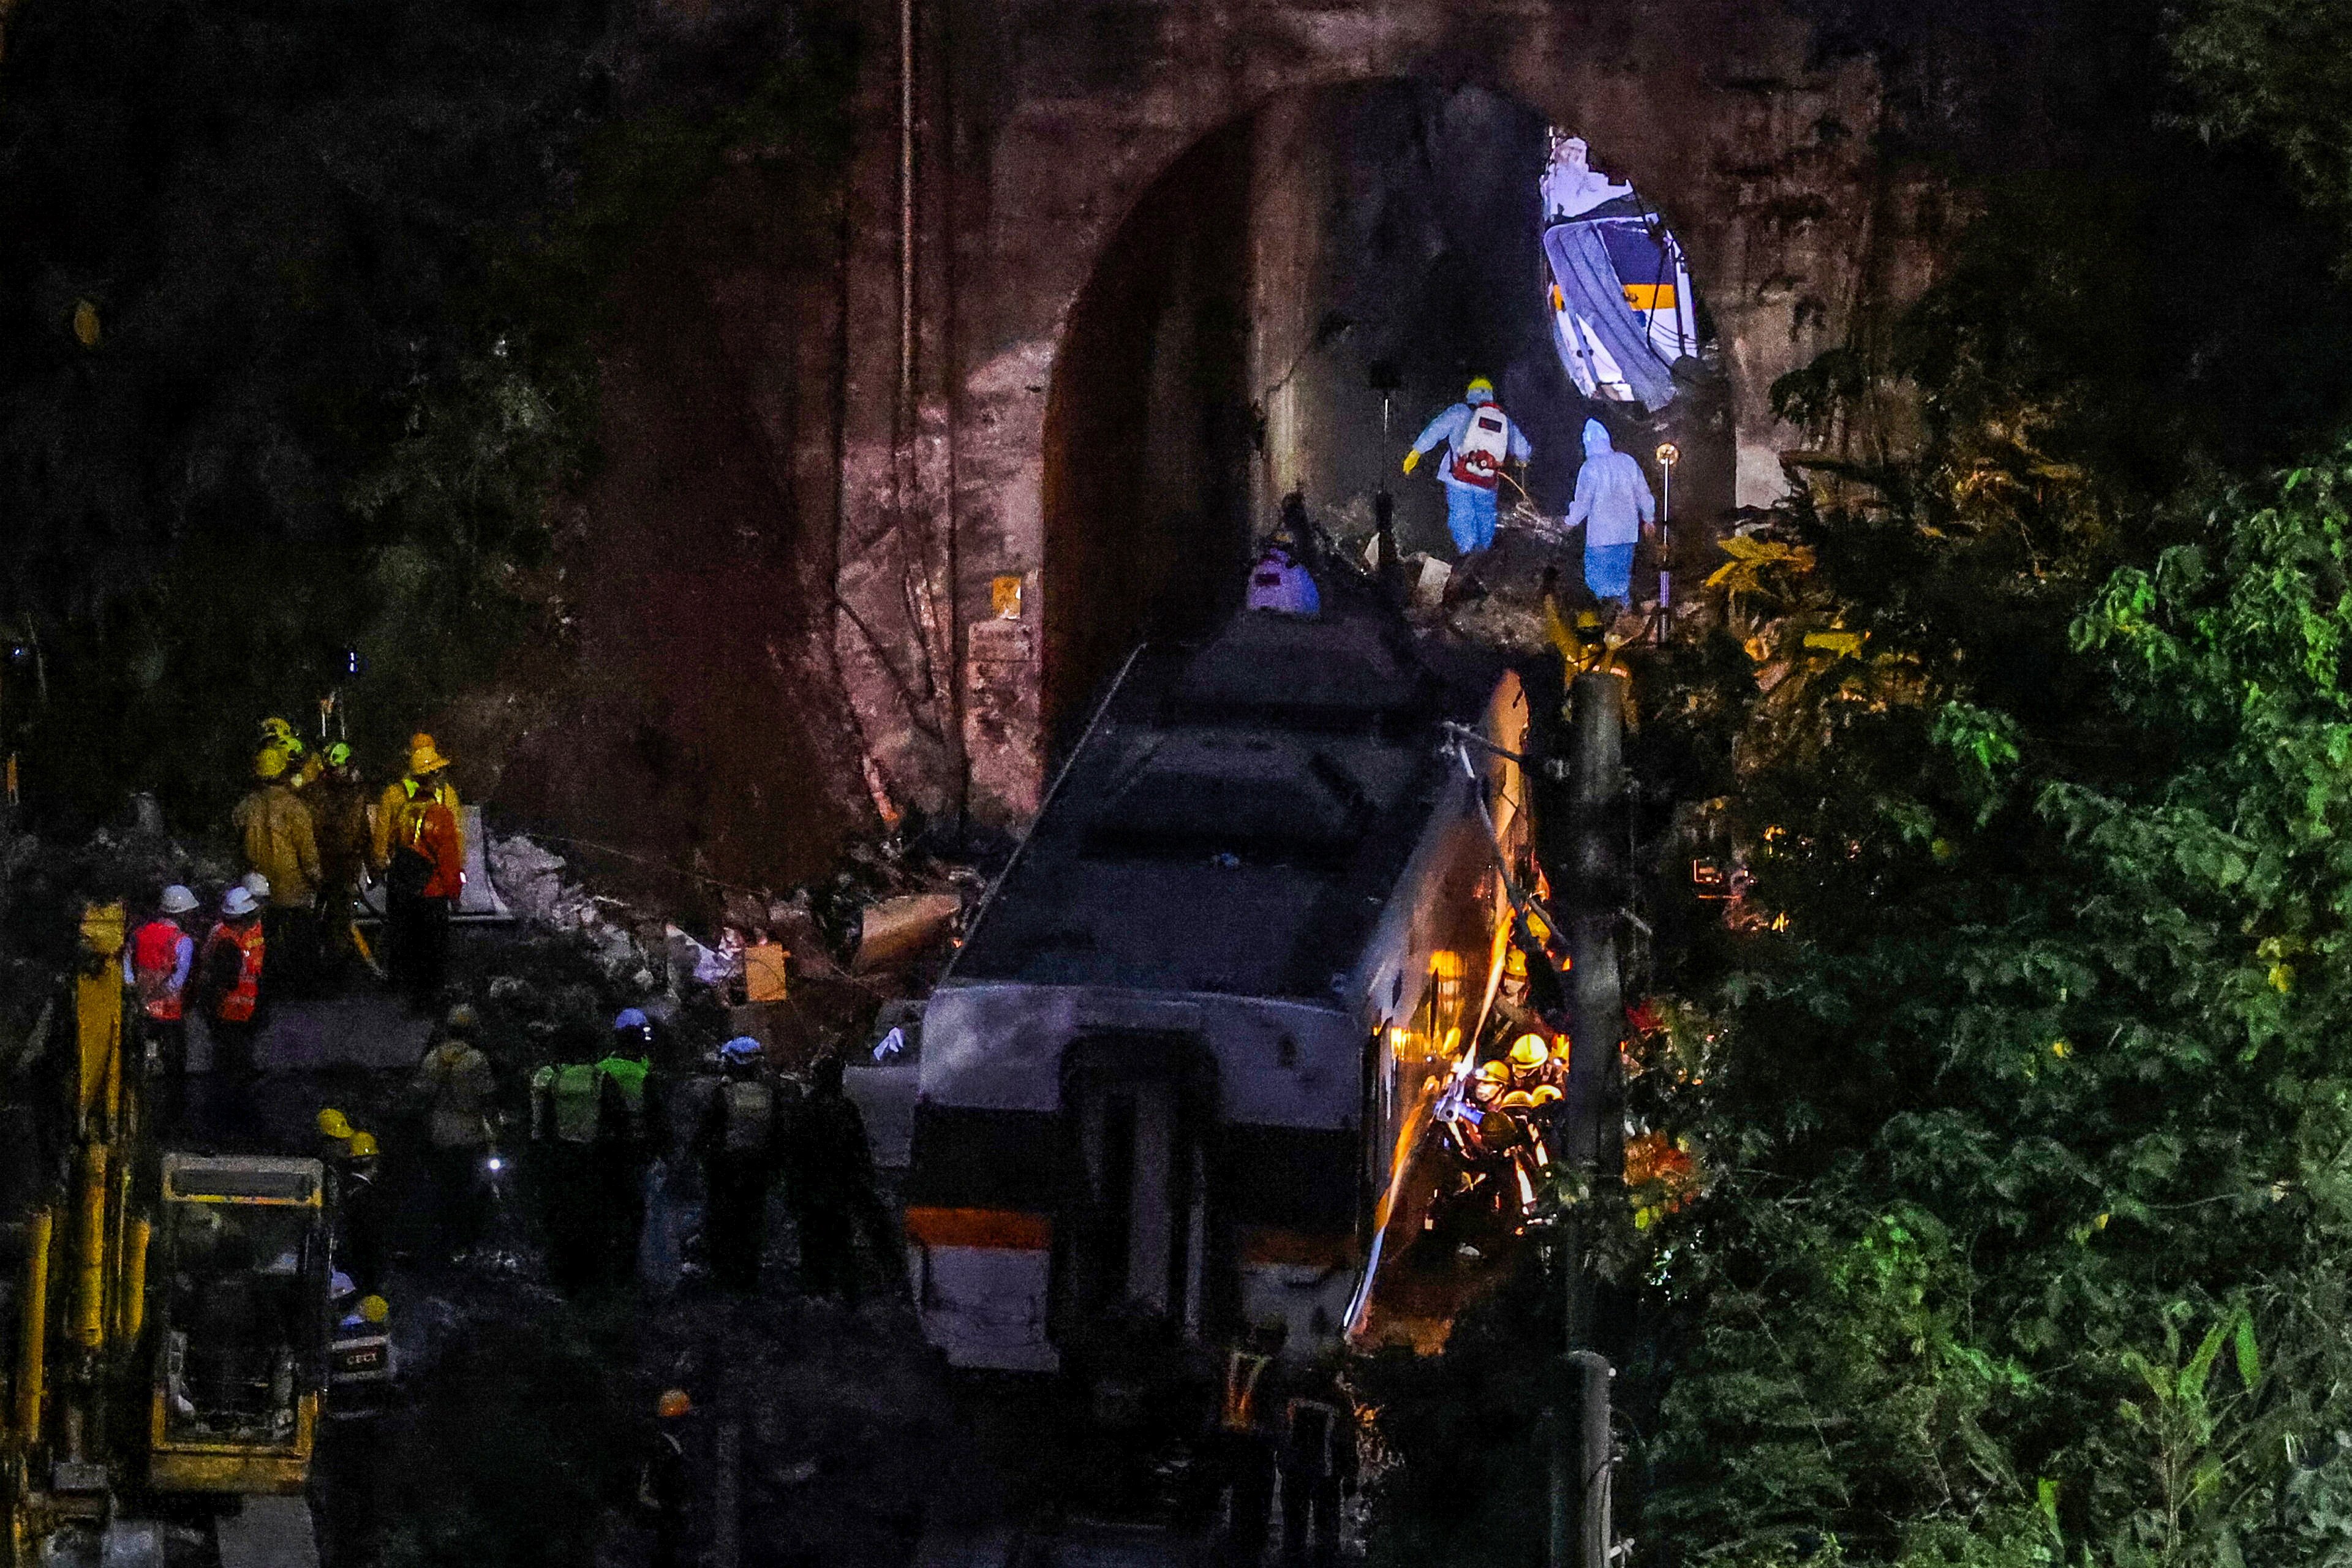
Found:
[1546,667,1627,1568]
[1369,360,1404,605]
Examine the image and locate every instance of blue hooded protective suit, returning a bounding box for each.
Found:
[1565,419,1655,601]
[1409,385,1532,556]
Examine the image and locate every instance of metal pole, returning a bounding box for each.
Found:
[1561,670,1626,1183]
[1374,488,1401,605]
[1548,670,1626,1568]
[1572,1351,1614,1568]
[897,0,915,422]
[1653,443,1678,641]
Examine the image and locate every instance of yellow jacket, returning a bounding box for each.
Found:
[232,782,322,905]
[373,775,462,871]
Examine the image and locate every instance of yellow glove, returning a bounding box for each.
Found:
[1401,448,1421,475]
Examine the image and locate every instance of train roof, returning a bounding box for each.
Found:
[949,605,1501,1001]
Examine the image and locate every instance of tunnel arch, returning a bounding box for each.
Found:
[1038,76,1735,740]
[817,0,1900,823]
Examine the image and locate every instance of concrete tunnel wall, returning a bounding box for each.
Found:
[502,0,1936,895]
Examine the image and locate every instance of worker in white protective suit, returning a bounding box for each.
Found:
[1404,379,1532,557]
[1563,418,1656,604]
[1541,135,1633,223]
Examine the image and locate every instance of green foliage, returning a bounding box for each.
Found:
[1618,437,2352,1568]
[2171,0,2352,255]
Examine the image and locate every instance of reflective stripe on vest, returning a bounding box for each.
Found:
[721,1079,774,1155]
[212,923,264,1023]
[133,920,185,1021]
[1221,1351,1270,1432]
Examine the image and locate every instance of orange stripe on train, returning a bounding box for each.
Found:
[903,1206,1053,1250]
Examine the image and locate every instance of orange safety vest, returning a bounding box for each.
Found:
[1221,1351,1272,1433]
[132,919,187,1021]
[203,921,265,1023]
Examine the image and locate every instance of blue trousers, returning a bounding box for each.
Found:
[1586,541,1636,602]
[1443,480,1498,554]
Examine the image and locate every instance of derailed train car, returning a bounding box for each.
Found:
[903,605,1529,1371]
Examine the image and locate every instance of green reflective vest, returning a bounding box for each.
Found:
[531,1062,601,1144]
[596,1054,648,1110]
[597,1055,649,1137]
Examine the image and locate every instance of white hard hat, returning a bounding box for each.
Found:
[159,885,199,916]
[221,887,259,918]
[239,871,271,901]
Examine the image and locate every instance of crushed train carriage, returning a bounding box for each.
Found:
[902,605,1531,1371]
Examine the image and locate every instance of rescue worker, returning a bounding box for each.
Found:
[1217,1320,1286,1568]
[340,1129,387,1293]
[195,886,267,1131]
[786,1052,895,1303]
[530,1029,608,1289]
[697,1036,780,1292]
[639,1389,694,1568]
[258,717,322,789]
[318,1107,355,1193]
[372,733,463,869]
[408,1005,497,1265]
[1562,417,1656,605]
[377,737,462,1009]
[597,1009,657,1283]
[233,747,321,996]
[1506,1032,1552,1091]
[309,742,372,982]
[126,884,200,1131]
[318,1287,392,1561]
[1246,527,1321,616]
[1404,379,1532,556]
[1541,133,1633,224]
[1277,1357,1356,1567]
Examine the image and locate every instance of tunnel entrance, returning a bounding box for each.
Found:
[1041,79,1735,743]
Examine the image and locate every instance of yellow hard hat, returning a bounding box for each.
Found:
[254,747,289,780]
[1477,1060,1512,1085]
[1507,1033,1550,1072]
[1466,377,1494,398]
[1499,1090,1537,1109]
[358,1295,389,1324]
[1504,948,1528,979]
[658,1389,693,1419]
[1529,1084,1563,1106]
[317,1108,352,1140]
[260,717,303,753]
[408,736,451,775]
[346,1131,378,1159]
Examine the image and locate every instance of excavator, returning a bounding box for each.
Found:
[2,903,334,1568]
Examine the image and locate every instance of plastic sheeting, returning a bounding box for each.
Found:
[1544,217,1680,412]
